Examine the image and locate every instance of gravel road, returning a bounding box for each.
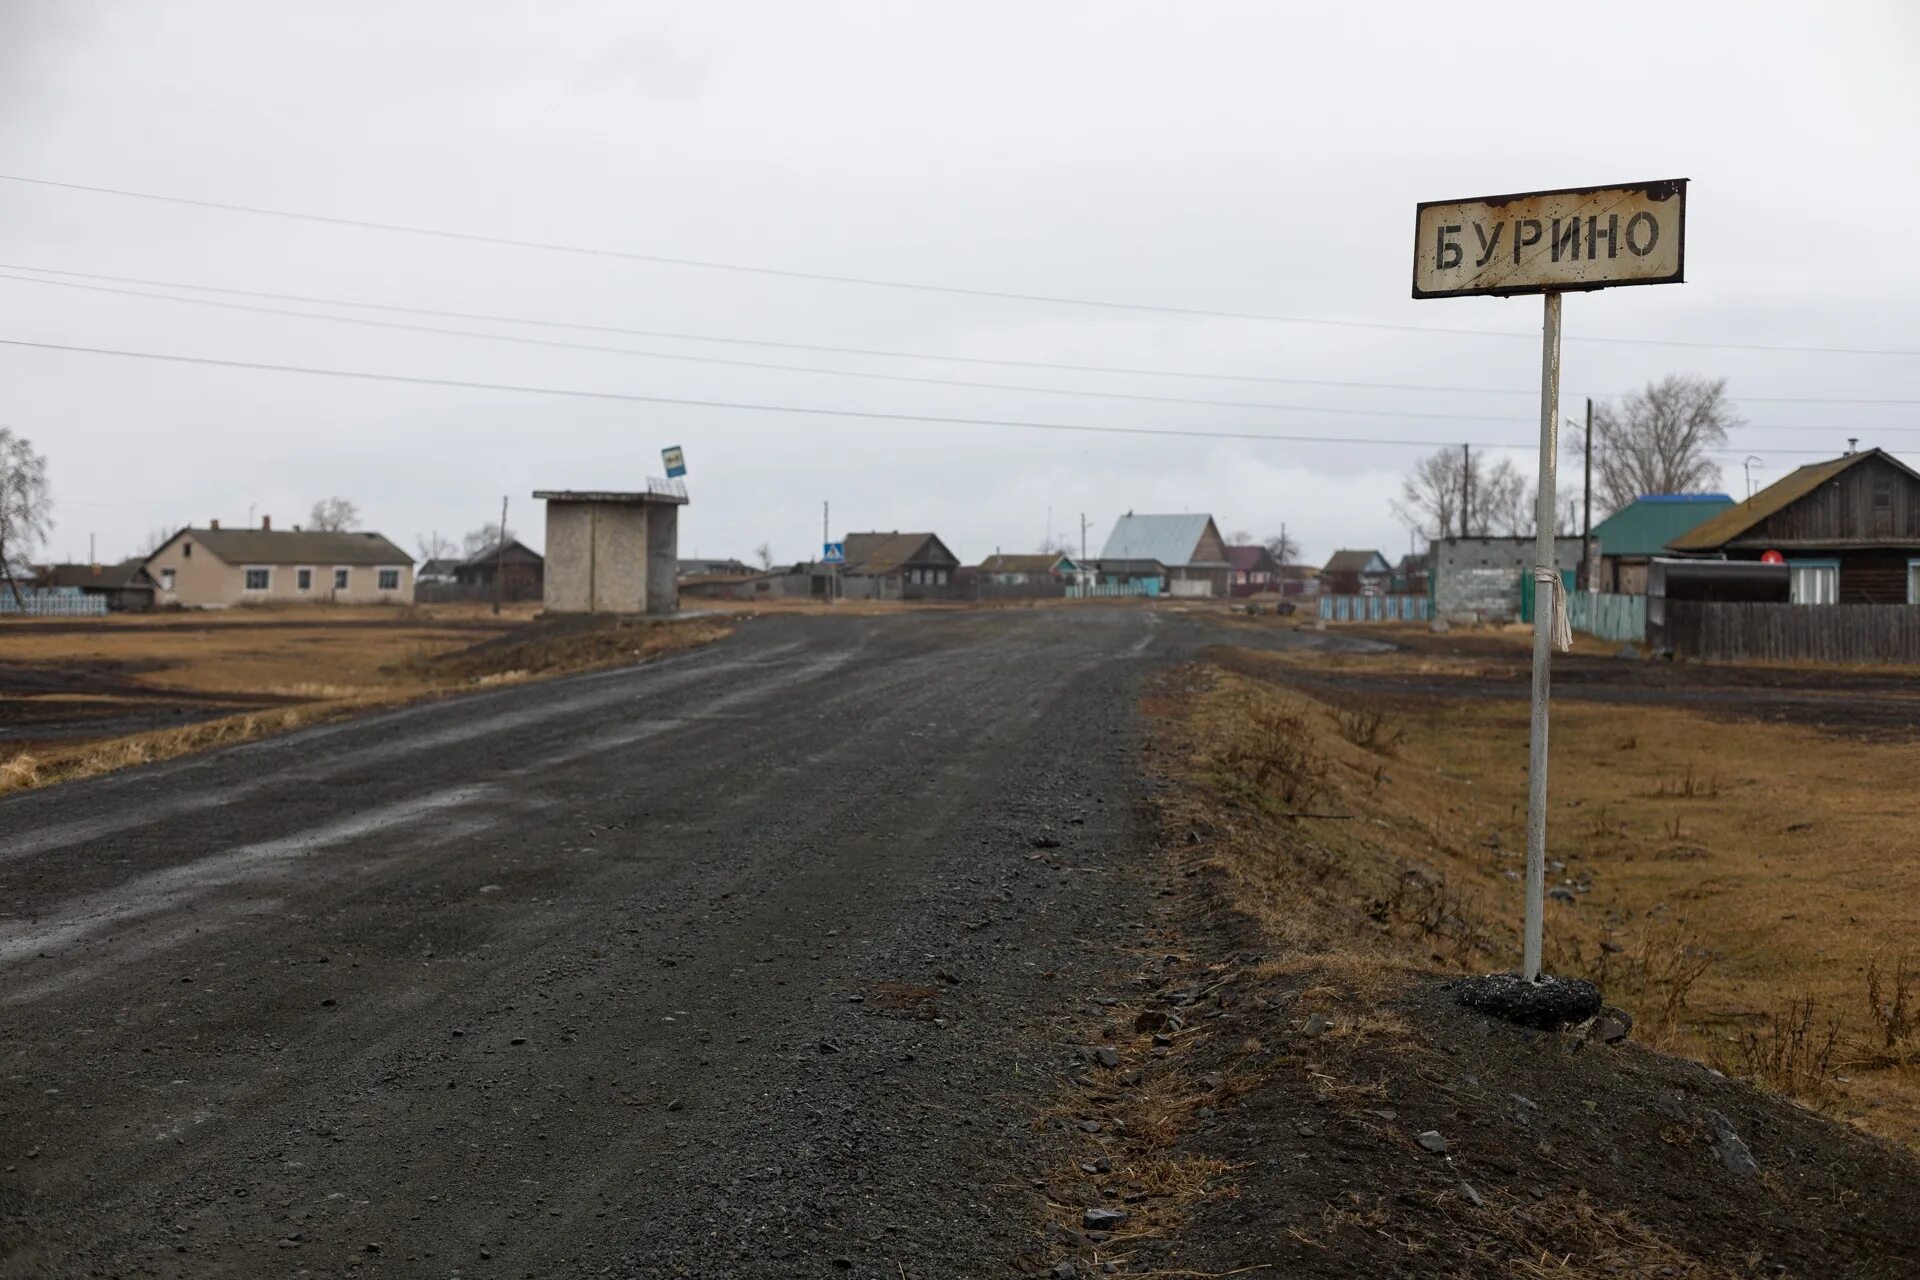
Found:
[0,607,1314,1278]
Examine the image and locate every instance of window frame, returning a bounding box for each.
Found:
[1787,558,1840,606]
[1908,558,1920,606]
[377,567,401,591]
[296,567,313,592]
[160,567,176,592]
[334,567,351,591]
[242,566,272,592]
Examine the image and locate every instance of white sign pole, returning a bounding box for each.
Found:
[1522,291,1563,981]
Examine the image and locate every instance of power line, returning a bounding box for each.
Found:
[6,172,1919,357]
[0,333,1854,456]
[5,265,1916,419]
[0,261,1538,395]
[0,271,1536,426]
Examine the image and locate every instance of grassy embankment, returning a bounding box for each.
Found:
[1160,637,1920,1150]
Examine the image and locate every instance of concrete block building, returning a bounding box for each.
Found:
[534,485,687,615]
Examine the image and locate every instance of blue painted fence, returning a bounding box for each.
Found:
[1316,594,1430,622]
[0,587,107,617]
[1067,581,1160,599]
[1569,591,1646,643]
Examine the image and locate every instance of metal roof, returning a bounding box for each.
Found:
[163,528,413,567]
[1667,450,1920,551]
[1589,494,1735,557]
[1098,514,1224,568]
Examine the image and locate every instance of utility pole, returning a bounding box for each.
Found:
[1079,512,1089,561]
[1581,398,1593,592]
[1461,443,1471,538]
[824,500,836,606]
[493,494,507,617]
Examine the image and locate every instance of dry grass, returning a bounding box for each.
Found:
[1,608,727,795]
[1177,646,1920,1148]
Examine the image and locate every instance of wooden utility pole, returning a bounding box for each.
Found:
[1580,398,1594,592]
[493,494,507,617]
[1461,443,1471,538]
[1079,512,1089,561]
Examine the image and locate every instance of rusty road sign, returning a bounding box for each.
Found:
[1412,179,1686,299]
[1411,176,1689,983]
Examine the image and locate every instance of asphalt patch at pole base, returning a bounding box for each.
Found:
[1448,973,1602,1030]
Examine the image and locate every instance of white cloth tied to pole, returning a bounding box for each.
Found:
[1533,566,1572,652]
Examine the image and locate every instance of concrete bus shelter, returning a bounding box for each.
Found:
[534,484,688,615]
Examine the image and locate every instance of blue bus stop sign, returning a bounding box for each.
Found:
[662,446,687,478]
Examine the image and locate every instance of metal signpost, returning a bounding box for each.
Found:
[1412,179,1687,981]
[662,446,687,479]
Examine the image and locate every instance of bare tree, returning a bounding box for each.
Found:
[0,428,52,607]
[754,541,773,570]
[1589,375,1736,515]
[1037,532,1075,556]
[416,531,458,564]
[309,496,361,532]
[1393,447,1531,539]
[1227,528,1252,545]
[463,522,514,558]
[1263,529,1300,565]
[142,526,175,555]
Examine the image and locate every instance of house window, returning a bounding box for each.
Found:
[334,568,350,590]
[297,568,313,591]
[160,568,176,591]
[1909,560,1920,605]
[243,568,270,591]
[378,568,400,590]
[183,543,192,558]
[1788,560,1838,606]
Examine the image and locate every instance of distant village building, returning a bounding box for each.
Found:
[976,552,1084,585]
[1395,551,1432,596]
[416,557,462,586]
[677,557,756,580]
[1225,544,1280,594]
[1665,449,1920,604]
[1099,514,1230,597]
[840,532,961,599]
[1320,549,1391,596]
[31,560,159,611]
[1432,535,1583,621]
[143,518,414,607]
[454,540,545,601]
[1589,494,1734,594]
[535,485,687,615]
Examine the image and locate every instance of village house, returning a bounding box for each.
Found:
[454,539,545,601]
[31,560,159,611]
[1099,514,1231,597]
[1665,449,1920,604]
[1225,544,1280,594]
[1589,493,1735,594]
[841,532,961,599]
[143,519,414,607]
[677,557,756,580]
[1320,549,1391,596]
[976,552,1084,585]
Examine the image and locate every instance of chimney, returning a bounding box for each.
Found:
[210,518,220,530]
[1847,437,1859,455]
[262,514,272,530]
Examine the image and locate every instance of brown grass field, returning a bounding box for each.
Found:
[0,603,725,795]
[1159,632,1920,1151]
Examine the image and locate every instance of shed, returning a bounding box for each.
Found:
[534,482,688,615]
[1589,494,1735,594]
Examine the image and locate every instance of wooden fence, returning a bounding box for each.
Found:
[0,589,107,617]
[1657,601,1920,664]
[1569,591,1646,644]
[1317,594,1430,622]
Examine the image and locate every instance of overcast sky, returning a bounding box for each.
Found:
[5,1,1919,567]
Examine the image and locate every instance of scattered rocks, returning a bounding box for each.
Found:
[1082,1207,1128,1231]
[1451,973,1603,1031]
[1548,886,1577,904]
[1616,643,1643,660]
[1460,1181,1485,1207]
[1591,1006,1634,1044]
[1077,1119,1103,1133]
[1707,1110,1758,1178]
[1051,1261,1080,1280]
[1031,833,1063,849]
[1302,1012,1333,1038]
[1094,1048,1120,1069]
[1416,1131,1449,1154]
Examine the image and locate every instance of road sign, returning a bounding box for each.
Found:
[1413,177,1689,984]
[662,446,687,478]
[1413,179,1686,299]
[822,542,845,565]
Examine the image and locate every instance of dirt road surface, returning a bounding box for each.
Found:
[0,608,1314,1278]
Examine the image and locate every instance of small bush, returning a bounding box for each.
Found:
[1717,998,1844,1103]
[1865,954,1920,1063]
[1220,706,1329,809]
[1329,701,1404,755]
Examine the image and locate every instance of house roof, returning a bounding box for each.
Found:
[459,540,543,568]
[1323,549,1389,574]
[1098,514,1225,568]
[977,553,1072,574]
[37,559,155,591]
[163,527,414,567]
[1093,558,1167,575]
[842,532,955,574]
[1225,545,1278,574]
[677,557,755,577]
[418,557,462,577]
[1666,450,1920,551]
[1591,493,1736,557]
